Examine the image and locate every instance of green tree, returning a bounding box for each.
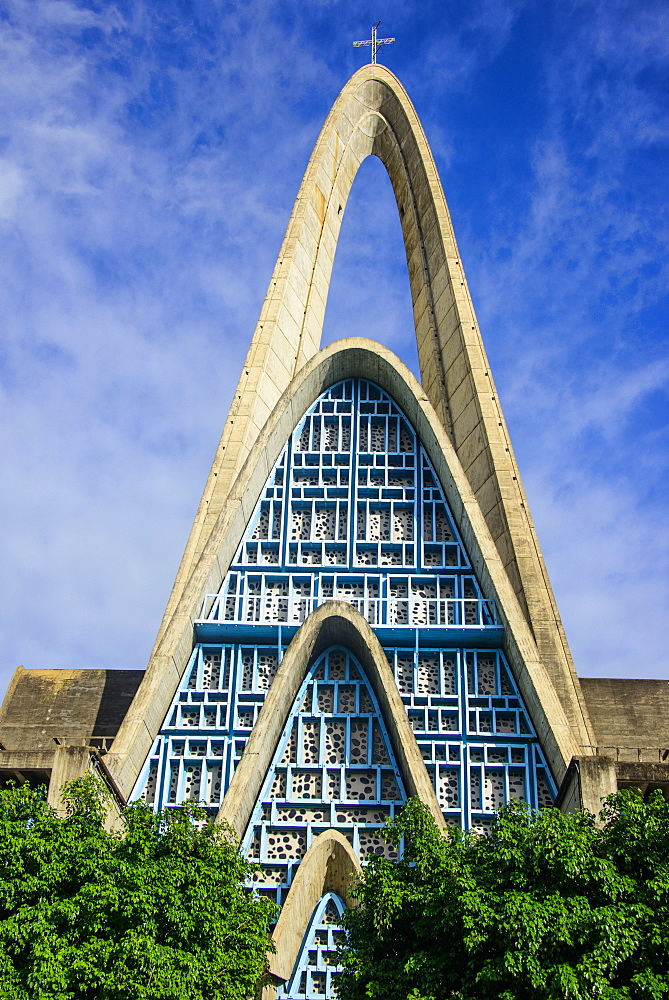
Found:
[0,777,276,1000]
[337,792,669,1000]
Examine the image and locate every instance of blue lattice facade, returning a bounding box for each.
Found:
[132,378,556,999]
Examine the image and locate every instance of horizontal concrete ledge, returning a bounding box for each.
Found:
[616,761,669,787]
[557,755,669,820]
[0,746,127,812]
[194,620,504,648]
[0,749,56,772]
[580,744,669,764]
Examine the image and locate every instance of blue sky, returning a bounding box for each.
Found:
[0,0,667,693]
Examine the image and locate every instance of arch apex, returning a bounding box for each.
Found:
[339,60,412,95]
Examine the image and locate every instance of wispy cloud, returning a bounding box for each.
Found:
[463,0,669,676]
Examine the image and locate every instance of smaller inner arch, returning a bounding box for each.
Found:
[243,645,407,909]
[277,891,346,1000]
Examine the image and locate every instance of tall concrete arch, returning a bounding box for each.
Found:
[154,64,593,748]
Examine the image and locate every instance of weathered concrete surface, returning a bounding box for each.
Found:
[218,602,445,837]
[557,756,618,818]
[149,63,593,752]
[578,756,618,816]
[0,669,140,827]
[557,753,669,820]
[47,745,94,813]
[615,761,669,798]
[106,342,582,800]
[559,678,669,814]
[0,744,125,829]
[581,678,669,752]
[0,667,143,751]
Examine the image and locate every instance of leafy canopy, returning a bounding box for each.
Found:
[0,777,276,1000]
[337,792,669,1000]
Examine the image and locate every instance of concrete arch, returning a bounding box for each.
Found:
[153,64,594,754]
[159,65,460,612]
[106,339,584,801]
[268,831,360,985]
[217,601,446,838]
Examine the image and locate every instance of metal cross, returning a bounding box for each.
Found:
[353,21,395,64]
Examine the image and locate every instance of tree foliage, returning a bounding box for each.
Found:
[0,777,276,1000]
[337,792,669,1000]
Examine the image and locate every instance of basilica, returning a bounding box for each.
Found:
[1,62,667,999]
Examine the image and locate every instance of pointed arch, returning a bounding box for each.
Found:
[269,834,359,983]
[154,64,593,754]
[106,341,583,801]
[217,601,445,837]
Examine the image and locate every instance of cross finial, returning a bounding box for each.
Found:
[353,21,395,64]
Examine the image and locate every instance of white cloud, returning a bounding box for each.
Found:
[0,160,24,218]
